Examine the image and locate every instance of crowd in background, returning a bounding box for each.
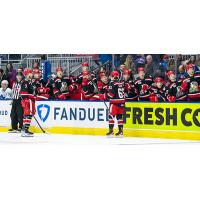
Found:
[0,54,200,102]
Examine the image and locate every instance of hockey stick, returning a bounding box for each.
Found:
[33,115,47,134]
[90,78,109,110]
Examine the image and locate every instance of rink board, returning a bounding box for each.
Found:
[0,100,200,140]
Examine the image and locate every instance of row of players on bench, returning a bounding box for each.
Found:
[20,61,200,102]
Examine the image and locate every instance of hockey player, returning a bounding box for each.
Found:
[134,67,153,101]
[123,69,138,101]
[181,64,200,101]
[32,69,50,100]
[81,71,97,100]
[48,66,77,100]
[76,61,97,85]
[165,70,187,102]
[149,76,167,102]
[90,72,109,101]
[107,71,125,136]
[20,68,35,137]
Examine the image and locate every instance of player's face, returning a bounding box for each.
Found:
[101,76,108,84]
[188,68,194,76]
[82,67,88,72]
[16,75,22,82]
[28,73,33,79]
[83,74,91,80]
[123,74,130,81]
[34,73,40,79]
[156,81,163,88]
[169,74,176,82]
[138,71,145,79]
[57,71,63,78]
[120,65,125,71]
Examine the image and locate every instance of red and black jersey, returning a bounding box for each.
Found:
[134,76,153,101]
[20,79,35,100]
[47,76,74,99]
[32,78,47,95]
[123,79,138,101]
[107,80,125,104]
[181,71,200,101]
[149,84,167,102]
[76,72,97,84]
[166,80,187,101]
[81,79,97,100]
[97,80,109,94]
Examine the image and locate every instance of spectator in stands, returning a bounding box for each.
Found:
[159,54,169,72]
[33,62,40,69]
[124,55,137,75]
[17,67,23,74]
[5,63,16,88]
[145,55,160,77]
[188,56,200,71]
[0,80,12,99]
[176,54,183,69]
[135,54,146,68]
[168,58,176,72]
[0,69,9,86]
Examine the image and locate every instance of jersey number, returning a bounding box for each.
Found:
[118,88,124,98]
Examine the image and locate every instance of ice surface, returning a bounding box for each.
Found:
[0,132,199,145]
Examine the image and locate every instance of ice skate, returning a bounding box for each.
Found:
[106,129,114,137]
[21,129,34,137]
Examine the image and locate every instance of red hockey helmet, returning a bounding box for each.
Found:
[56,66,63,73]
[154,77,164,83]
[166,70,175,77]
[82,61,89,67]
[123,69,131,75]
[23,68,32,76]
[32,68,41,75]
[138,67,145,73]
[185,64,194,72]
[111,71,119,78]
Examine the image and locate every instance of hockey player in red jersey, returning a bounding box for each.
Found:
[134,67,152,101]
[47,66,77,100]
[165,70,187,102]
[149,76,167,102]
[20,68,35,137]
[181,64,200,101]
[123,69,138,101]
[90,72,109,101]
[107,71,125,136]
[32,69,50,100]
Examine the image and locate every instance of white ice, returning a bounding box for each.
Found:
[0,132,199,145]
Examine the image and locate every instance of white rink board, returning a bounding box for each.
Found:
[0,100,109,128]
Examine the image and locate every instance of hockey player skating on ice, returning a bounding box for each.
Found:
[107,71,125,136]
[20,68,35,137]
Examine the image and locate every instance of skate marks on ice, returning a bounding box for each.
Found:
[0,132,199,145]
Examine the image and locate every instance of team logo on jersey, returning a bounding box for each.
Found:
[37,104,50,122]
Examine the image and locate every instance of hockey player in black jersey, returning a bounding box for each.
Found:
[134,67,153,101]
[123,69,138,101]
[165,70,187,102]
[20,68,35,137]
